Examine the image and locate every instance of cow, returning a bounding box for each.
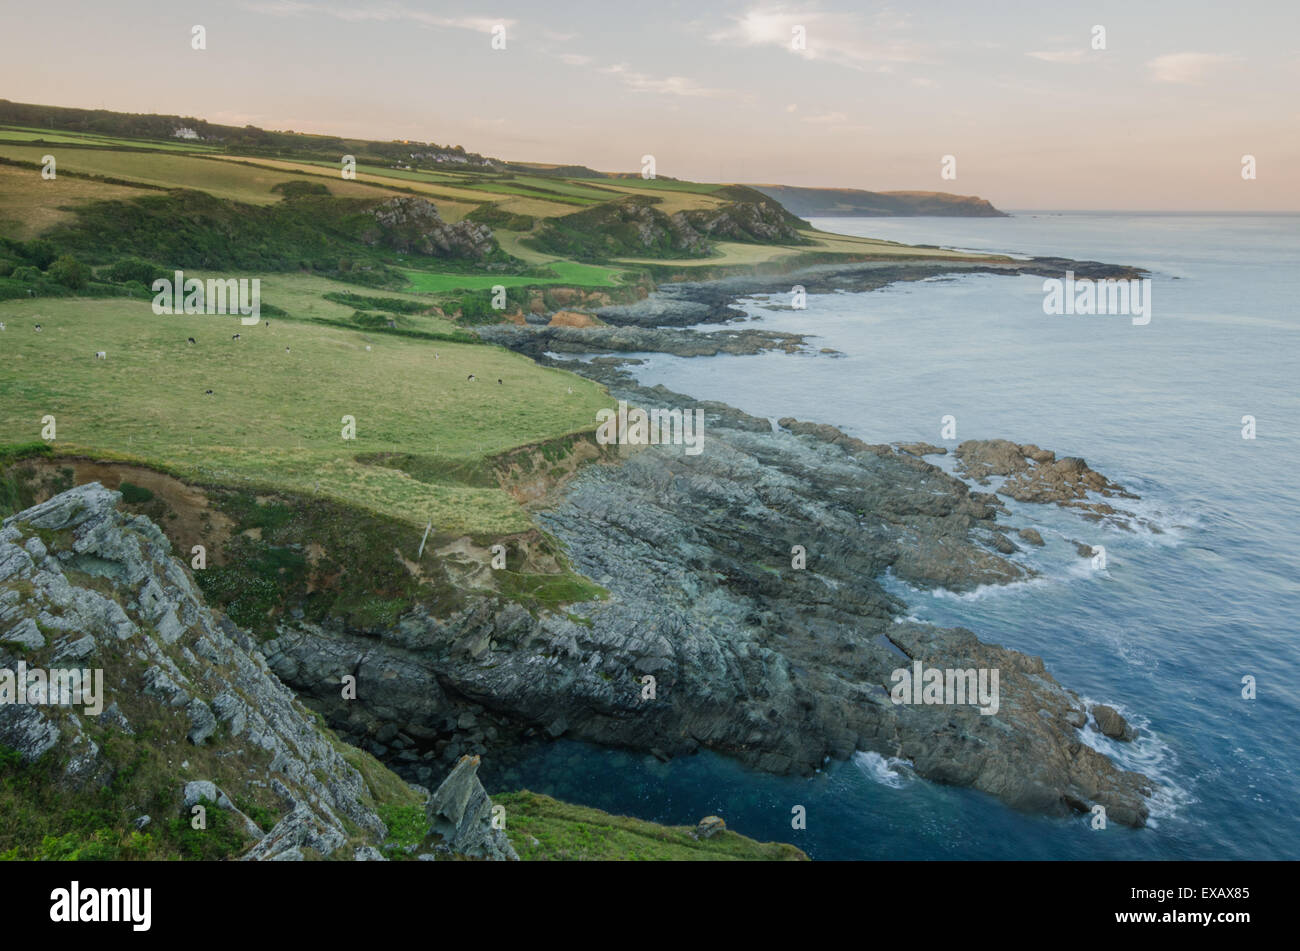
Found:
[365,345,372,352]
[33,324,42,332]
[187,337,196,345]
[204,389,214,395]
[232,333,241,340]
[497,378,503,385]
[467,374,476,382]
[94,351,106,360]
[0,322,6,331]
[284,347,290,353]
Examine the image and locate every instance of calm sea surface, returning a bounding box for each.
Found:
[481,213,1300,860]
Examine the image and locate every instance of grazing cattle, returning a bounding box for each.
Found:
[0,322,6,331]
[232,333,241,340]
[204,389,213,395]
[33,324,42,332]
[467,374,476,382]
[284,347,290,353]
[187,337,196,345]
[94,351,106,360]
[497,378,503,385]
[365,345,372,352]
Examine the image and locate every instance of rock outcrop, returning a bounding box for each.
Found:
[364,196,496,260]
[426,755,518,860]
[954,440,1150,530]
[0,484,516,860]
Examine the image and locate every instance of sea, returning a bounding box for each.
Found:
[479,212,1300,860]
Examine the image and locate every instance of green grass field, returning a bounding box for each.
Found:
[0,295,612,534]
[0,124,220,151]
[404,259,623,293]
[0,144,398,205]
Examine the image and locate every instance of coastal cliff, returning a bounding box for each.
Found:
[751,185,1008,218]
[0,483,805,859]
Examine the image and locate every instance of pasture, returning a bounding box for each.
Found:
[0,296,613,534]
[0,144,399,205]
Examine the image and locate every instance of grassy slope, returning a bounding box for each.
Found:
[496,791,808,861]
[0,162,156,239]
[0,295,611,534]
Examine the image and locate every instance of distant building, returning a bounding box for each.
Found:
[173,127,200,140]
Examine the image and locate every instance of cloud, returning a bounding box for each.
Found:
[1027,50,1090,64]
[798,110,869,133]
[598,63,740,98]
[802,111,847,124]
[548,47,742,99]
[709,3,928,71]
[240,2,514,32]
[1147,52,1235,83]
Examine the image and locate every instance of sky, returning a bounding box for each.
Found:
[1,0,1297,210]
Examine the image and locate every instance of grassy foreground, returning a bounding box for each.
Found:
[495,791,809,861]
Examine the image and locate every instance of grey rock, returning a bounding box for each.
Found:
[695,816,726,839]
[1092,704,1138,742]
[4,618,45,650]
[185,698,217,745]
[426,755,518,861]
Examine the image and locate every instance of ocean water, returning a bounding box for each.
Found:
[480,213,1300,860]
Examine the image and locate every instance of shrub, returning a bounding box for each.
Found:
[103,258,168,286]
[47,254,90,290]
[118,481,155,504]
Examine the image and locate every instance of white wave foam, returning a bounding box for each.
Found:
[851,751,914,788]
[1078,698,1197,826]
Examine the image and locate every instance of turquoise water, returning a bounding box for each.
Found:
[482,214,1300,860]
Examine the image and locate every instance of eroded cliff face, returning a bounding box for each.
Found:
[0,484,514,860]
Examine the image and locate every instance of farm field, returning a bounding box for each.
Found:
[0,295,612,534]
[0,124,220,151]
[0,144,399,204]
[615,231,999,267]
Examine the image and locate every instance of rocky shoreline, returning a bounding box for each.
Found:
[261,256,1157,828]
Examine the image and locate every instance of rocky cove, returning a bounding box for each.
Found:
[0,256,1163,846]
[261,256,1159,830]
